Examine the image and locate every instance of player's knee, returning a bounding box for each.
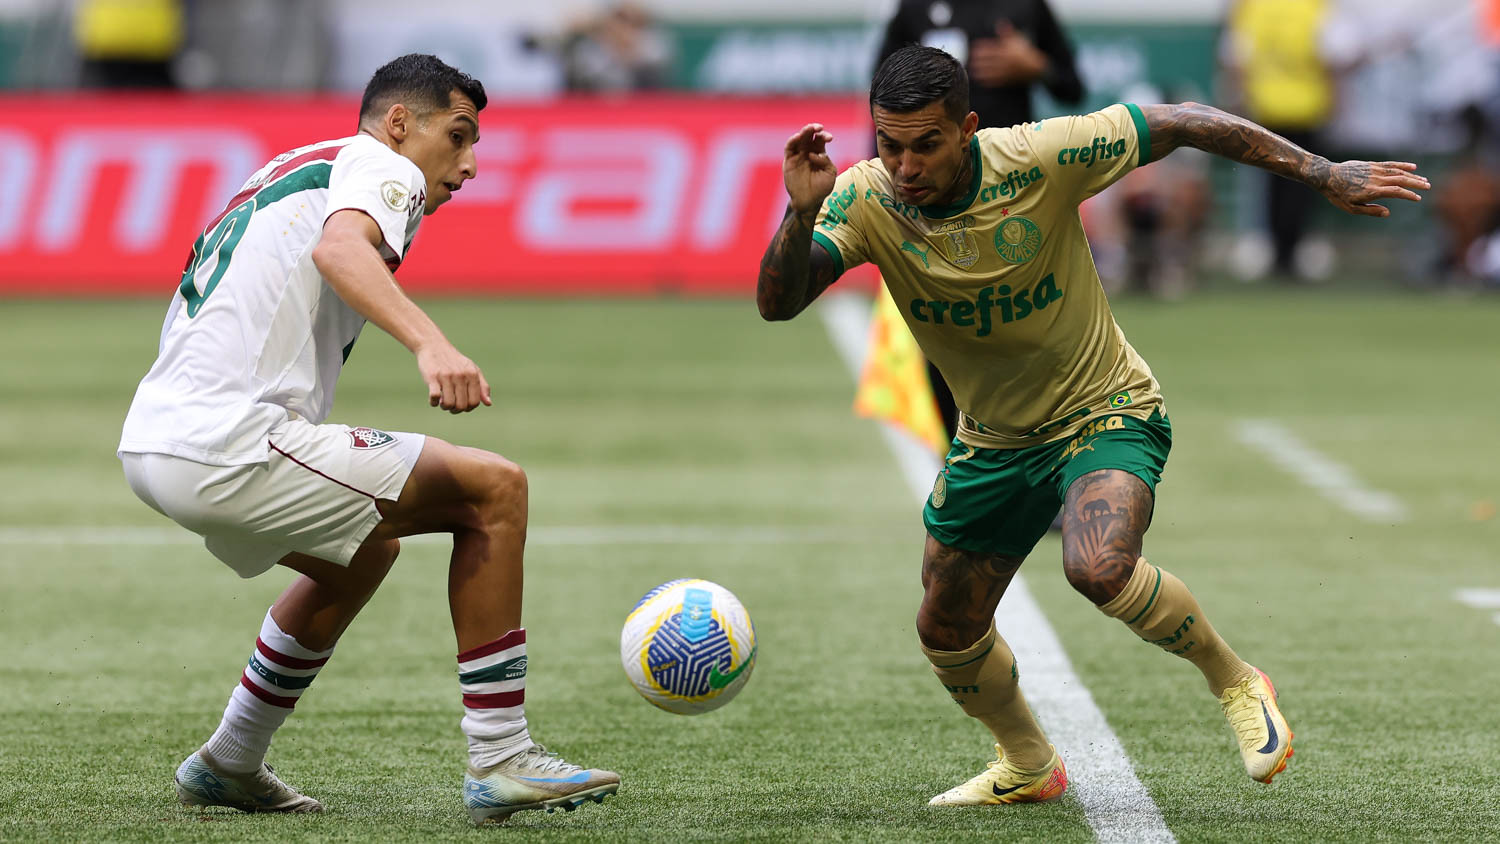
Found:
[474,453,527,527]
[915,600,986,652]
[1062,548,1133,605]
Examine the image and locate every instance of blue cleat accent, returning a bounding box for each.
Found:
[174,746,322,813]
[463,745,620,825]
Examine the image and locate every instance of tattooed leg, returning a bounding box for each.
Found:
[1068,470,1256,696]
[1060,469,1154,605]
[917,535,1054,771]
[916,535,1024,650]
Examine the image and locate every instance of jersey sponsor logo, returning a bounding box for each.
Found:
[901,240,931,268]
[934,215,979,268]
[865,188,921,221]
[930,471,948,508]
[1058,136,1128,168]
[977,166,1045,203]
[818,183,859,230]
[381,179,410,212]
[994,216,1043,264]
[348,427,396,449]
[908,273,1063,336]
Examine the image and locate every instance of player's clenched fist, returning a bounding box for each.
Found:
[783,123,838,216]
[416,342,492,413]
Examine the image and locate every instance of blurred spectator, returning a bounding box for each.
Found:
[174,0,330,91]
[1084,88,1213,301]
[875,0,1083,443]
[1437,104,1500,287]
[73,0,183,88]
[561,3,671,93]
[877,0,1082,130]
[1221,0,1346,282]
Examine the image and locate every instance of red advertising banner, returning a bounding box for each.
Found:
[0,94,877,295]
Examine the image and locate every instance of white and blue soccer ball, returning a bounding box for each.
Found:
[620,578,757,715]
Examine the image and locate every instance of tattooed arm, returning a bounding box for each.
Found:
[758,123,841,321]
[757,207,841,321]
[1141,103,1430,217]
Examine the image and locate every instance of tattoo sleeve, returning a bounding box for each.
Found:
[1141,102,1338,195]
[756,205,839,321]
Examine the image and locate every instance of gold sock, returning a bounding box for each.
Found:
[1099,558,1254,697]
[921,623,1052,771]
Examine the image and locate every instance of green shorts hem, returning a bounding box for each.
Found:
[921,410,1171,557]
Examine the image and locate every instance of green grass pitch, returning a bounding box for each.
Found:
[2,290,1498,842]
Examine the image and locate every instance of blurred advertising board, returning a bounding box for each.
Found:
[0,94,873,295]
[667,20,1218,107]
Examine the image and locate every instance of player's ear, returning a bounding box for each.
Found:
[961,111,979,140]
[386,103,410,143]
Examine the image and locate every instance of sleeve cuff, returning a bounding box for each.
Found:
[1123,103,1151,167]
[810,230,845,278]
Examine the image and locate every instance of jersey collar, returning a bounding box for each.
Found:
[918,135,982,220]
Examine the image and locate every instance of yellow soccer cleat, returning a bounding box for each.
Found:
[1219,666,1294,783]
[928,745,1068,806]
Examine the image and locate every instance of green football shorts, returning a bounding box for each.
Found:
[922,410,1172,556]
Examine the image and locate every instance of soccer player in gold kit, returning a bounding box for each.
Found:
[756,45,1429,805]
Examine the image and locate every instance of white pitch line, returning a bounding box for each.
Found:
[820,291,1174,844]
[1233,419,1406,522]
[0,525,888,547]
[1454,588,1500,627]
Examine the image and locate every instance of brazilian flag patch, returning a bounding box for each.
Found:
[1109,391,1132,408]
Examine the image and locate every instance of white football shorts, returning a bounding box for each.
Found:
[120,417,426,578]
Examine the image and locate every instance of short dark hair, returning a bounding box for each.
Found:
[358,53,487,126]
[870,45,969,125]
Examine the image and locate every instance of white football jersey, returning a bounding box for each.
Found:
[119,134,427,465]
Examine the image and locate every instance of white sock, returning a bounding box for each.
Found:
[458,628,533,770]
[204,610,333,774]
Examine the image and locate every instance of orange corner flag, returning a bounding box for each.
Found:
[854,279,947,454]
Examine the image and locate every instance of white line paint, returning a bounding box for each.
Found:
[820,291,1174,844]
[1233,419,1407,522]
[0,525,891,548]
[1454,588,1500,626]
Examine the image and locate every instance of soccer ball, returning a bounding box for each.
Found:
[620,578,757,715]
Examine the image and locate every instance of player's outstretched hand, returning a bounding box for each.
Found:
[1318,160,1430,217]
[416,342,492,413]
[783,123,837,216]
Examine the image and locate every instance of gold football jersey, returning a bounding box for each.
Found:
[813,104,1165,449]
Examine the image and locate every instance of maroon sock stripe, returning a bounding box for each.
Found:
[457,629,526,663]
[462,690,525,710]
[239,674,298,708]
[254,637,330,671]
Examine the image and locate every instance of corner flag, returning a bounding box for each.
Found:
[853,279,946,454]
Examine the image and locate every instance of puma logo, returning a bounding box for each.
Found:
[901,240,930,268]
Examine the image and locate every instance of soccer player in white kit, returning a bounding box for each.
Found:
[117,54,619,824]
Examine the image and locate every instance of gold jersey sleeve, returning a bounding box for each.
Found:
[813,104,1165,450]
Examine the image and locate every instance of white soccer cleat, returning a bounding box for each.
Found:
[174,746,322,813]
[463,744,620,825]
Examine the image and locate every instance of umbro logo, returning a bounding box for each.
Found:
[349,427,395,449]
